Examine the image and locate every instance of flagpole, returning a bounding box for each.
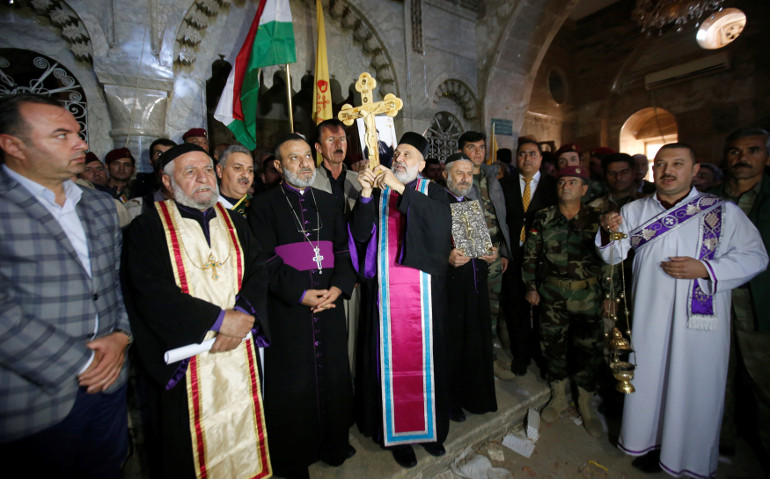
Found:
[285,63,294,132]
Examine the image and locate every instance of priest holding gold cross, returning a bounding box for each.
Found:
[350,127,453,468]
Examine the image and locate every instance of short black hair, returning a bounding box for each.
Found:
[517,139,542,155]
[273,133,309,159]
[725,127,770,154]
[0,94,62,138]
[656,142,697,164]
[602,153,634,173]
[262,155,277,172]
[458,131,485,150]
[314,119,346,145]
[150,138,176,154]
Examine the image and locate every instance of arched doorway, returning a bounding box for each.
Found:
[620,107,678,177]
[0,49,89,144]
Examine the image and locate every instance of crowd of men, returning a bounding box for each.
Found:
[1,92,769,479]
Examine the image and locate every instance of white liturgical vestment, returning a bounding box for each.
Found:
[595,187,767,478]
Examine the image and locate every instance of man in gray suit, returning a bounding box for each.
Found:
[0,94,131,477]
[312,119,363,374]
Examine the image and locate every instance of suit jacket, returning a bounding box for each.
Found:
[0,167,130,441]
[311,163,362,217]
[500,172,558,266]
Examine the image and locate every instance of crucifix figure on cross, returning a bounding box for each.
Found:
[338,72,403,170]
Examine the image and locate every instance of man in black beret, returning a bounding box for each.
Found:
[350,132,453,468]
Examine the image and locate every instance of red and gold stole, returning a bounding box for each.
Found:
[156,200,271,478]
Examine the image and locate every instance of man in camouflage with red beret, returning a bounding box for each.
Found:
[521,165,610,438]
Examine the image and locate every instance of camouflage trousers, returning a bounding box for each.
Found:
[538,278,604,390]
[487,255,504,336]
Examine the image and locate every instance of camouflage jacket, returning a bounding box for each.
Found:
[522,203,612,293]
[588,191,645,215]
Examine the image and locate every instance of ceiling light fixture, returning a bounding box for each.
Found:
[632,0,726,34]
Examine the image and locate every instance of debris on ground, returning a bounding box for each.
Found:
[502,431,535,458]
[526,408,540,442]
[448,446,512,478]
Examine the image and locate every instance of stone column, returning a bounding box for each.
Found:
[100,74,173,173]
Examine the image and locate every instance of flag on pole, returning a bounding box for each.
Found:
[486,123,498,165]
[312,0,332,165]
[214,0,296,150]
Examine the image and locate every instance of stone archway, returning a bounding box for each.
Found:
[620,107,678,159]
[431,78,478,122]
[172,0,399,97]
[12,0,93,62]
[481,0,578,144]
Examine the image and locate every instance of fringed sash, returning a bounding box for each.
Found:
[628,194,724,330]
[377,179,437,446]
[156,201,271,478]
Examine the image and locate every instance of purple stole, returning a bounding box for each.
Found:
[629,193,724,330]
[376,179,437,446]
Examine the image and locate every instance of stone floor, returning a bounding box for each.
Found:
[123,362,767,478]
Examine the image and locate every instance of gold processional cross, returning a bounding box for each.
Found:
[338,72,404,170]
[203,253,224,280]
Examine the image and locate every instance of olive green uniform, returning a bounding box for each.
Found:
[522,204,609,389]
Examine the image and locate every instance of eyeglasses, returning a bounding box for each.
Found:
[518,151,540,158]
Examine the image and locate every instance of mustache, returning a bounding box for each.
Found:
[334,149,344,154]
[731,162,752,169]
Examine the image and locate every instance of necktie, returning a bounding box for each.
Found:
[520,177,532,243]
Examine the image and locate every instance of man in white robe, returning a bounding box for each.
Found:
[596,143,768,478]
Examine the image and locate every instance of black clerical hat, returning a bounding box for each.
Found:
[398,132,429,158]
[157,143,213,169]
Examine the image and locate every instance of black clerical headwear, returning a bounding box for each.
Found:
[398,132,429,158]
[157,143,213,169]
[443,152,471,166]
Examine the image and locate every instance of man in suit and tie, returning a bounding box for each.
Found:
[501,139,557,376]
[0,94,132,477]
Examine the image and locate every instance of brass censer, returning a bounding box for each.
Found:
[605,230,637,394]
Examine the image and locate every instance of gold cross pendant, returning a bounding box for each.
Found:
[202,253,224,280]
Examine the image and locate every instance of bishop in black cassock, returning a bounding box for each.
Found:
[350,132,452,468]
[248,134,357,478]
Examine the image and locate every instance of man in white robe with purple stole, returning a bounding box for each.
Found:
[350,132,452,469]
[596,143,768,478]
[123,144,271,478]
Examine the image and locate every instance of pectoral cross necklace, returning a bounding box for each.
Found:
[282,187,324,274]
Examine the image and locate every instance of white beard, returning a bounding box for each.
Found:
[171,180,219,210]
[393,162,419,184]
[446,175,472,197]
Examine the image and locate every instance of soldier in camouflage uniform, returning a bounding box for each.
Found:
[556,143,606,204]
[522,165,609,438]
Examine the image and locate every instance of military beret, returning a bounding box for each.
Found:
[556,165,589,180]
[555,143,581,157]
[104,147,134,165]
[182,128,207,140]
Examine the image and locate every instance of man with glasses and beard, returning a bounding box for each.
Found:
[350,132,452,468]
[247,134,358,478]
[123,143,270,478]
[443,153,498,424]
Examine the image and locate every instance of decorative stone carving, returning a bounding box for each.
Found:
[434,79,478,120]
[17,0,93,62]
[325,0,399,97]
[411,0,423,53]
[174,0,242,65]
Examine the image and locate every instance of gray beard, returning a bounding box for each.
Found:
[393,162,419,184]
[284,168,317,189]
[171,180,219,210]
[446,176,472,197]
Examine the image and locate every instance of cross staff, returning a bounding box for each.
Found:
[338,72,403,170]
